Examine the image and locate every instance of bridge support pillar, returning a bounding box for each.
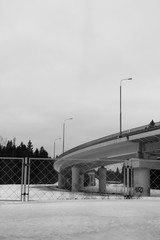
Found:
[133,168,150,197]
[72,166,81,192]
[98,166,106,194]
[58,171,66,189]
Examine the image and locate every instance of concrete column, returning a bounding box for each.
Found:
[72,166,81,192]
[137,142,144,158]
[98,166,106,194]
[58,171,66,189]
[133,168,150,197]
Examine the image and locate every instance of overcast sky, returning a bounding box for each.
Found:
[1,0,160,157]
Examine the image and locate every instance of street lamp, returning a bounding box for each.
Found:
[62,118,73,153]
[120,78,132,136]
[53,138,61,159]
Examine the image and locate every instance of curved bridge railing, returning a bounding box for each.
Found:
[59,121,160,158]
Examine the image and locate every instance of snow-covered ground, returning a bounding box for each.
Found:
[1,185,160,239]
[0,184,125,201]
[0,199,160,240]
[1,183,160,201]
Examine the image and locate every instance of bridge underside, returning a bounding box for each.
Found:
[54,128,160,197]
[54,140,139,172]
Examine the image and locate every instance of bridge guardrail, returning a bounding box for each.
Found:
[59,121,160,158]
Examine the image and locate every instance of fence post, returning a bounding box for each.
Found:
[124,160,132,198]
[126,165,130,197]
[27,158,31,201]
[126,160,133,198]
[123,163,126,196]
[20,158,25,201]
[130,165,133,197]
[22,157,28,202]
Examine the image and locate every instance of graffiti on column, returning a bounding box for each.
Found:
[135,186,143,193]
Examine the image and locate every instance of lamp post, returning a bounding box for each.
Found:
[120,78,132,136]
[53,138,61,159]
[62,118,73,153]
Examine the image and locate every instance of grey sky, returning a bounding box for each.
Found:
[1,0,160,157]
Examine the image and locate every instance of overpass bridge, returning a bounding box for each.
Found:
[54,121,160,197]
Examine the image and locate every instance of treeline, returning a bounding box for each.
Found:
[106,168,123,182]
[0,158,58,185]
[0,139,49,158]
[0,139,59,185]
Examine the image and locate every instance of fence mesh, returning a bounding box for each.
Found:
[1,157,160,201]
[124,159,160,198]
[150,169,160,191]
[78,162,124,196]
[0,158,24,201]
[28,158,58,201]
[27,159,125,201]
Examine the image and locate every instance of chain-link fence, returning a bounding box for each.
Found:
[0,157,24,201]
[1,157,160,201]
[124,159,160,198]
[27,159,126,201]
[27,158,58,201]
[55,162,125,200]
[27,159,125,201]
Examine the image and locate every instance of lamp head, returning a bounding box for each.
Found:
[120,78,132,85]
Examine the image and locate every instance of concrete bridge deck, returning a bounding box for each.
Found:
[54,122,160,196]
